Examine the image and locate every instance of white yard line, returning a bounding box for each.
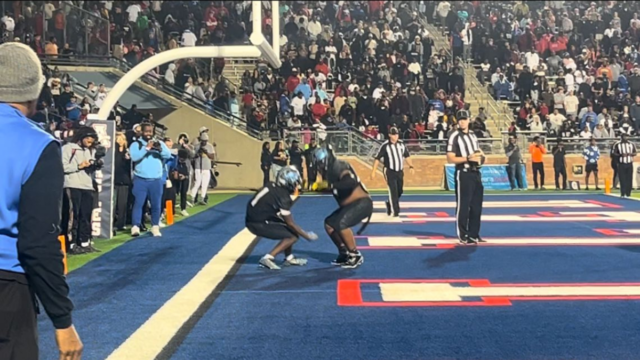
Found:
[105,228,256,360]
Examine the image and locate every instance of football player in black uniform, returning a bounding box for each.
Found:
[314,146,373,269]
[246,166,318,270]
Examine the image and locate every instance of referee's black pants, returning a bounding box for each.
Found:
[454,169,484,240]
[0,272,38,360]
[385,169,404,216]
[619,163,633,197]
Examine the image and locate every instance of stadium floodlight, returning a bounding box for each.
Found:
[97,0,280,120]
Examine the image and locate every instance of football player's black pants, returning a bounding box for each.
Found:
[454,169,484,240]
[384,169,404,216]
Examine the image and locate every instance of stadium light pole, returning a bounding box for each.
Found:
[97,1,281,120]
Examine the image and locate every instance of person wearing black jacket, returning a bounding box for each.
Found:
[114,131,132,232]
[261,141,272,186]
[553,141,568,190]
[0,42,82,360]
[304,139,318,190]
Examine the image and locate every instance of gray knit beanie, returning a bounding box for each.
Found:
[0,42,45,103]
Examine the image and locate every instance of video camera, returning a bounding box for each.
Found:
[149,137,163,151]
[90,142,107,169]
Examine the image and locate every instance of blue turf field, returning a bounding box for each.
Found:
[38,193,640,360]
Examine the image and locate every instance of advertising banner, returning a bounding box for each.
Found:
[444,164,528,191]
[87,119,115,239]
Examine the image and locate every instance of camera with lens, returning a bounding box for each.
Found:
[150,137,163,151]
[90,142,106,169]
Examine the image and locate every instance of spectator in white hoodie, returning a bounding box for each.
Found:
[164,63,176,86]
[181,29,197,47]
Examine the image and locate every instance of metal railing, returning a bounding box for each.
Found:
[501,131,640,154]
[53,3,110,56]
[421,21,512,134]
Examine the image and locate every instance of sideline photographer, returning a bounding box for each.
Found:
[61,126,103,254]
[190,133,216,205]
[130,123,172,237]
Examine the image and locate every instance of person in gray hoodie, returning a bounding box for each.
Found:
[61,126,101,255]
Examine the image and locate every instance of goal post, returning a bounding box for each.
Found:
[97,1,280,120]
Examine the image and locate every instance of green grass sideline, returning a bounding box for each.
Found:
[66,193,237,272]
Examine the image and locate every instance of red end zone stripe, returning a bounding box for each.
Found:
[585,200,623,209]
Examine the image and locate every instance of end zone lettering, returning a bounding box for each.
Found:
[337,279,640,307]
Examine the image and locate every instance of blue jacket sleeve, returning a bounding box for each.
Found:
[129,141,148,162]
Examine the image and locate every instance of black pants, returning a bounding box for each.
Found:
[262,166,270,187]
[65,188,96,248]
[619,163,633,197]
[454,170,484,240]
[384,169,404,216]
[0,273,38,360]
[325,197,374,231]
[114,185,129,230]
[247,221,298,240]
[612,162,619,188]
[554,167,567,190]
[172,177,189,211]
[532,162,545,188]
[307,166,317,189]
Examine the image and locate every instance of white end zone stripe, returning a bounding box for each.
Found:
[367,211,640,223]
[106,228,257,360]
[360,236,640,247]
[372,200,601,209]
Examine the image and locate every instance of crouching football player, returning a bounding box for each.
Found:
[246,166,318,270]
[315,146,373,269]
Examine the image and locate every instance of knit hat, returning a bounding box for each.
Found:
[0,42,45,103]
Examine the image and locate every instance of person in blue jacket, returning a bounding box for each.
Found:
[129,122,172,237]
[0,42,83,360]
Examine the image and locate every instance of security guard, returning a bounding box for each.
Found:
[611,131,637,198]
[446,109,486,244]
[371,127,415,216]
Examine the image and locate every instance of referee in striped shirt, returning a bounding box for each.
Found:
[612,131,637,198]
[446,110,486,244]
[371,127,415,216]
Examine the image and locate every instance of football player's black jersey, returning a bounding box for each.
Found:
[327,159,368,203]
[245,183,294,224]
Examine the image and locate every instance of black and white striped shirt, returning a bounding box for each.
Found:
[375,140,410,171]
[447,130,480,170]
[612,141,637,164]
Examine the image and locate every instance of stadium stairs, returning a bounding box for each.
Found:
[221,58,259,89]
[423,21,512,154]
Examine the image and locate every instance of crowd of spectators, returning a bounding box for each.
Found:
[1,1,479,145]
[439,0,640,143]
[237,1,476,143]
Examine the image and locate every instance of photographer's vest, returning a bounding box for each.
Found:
[0,104,57,274]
